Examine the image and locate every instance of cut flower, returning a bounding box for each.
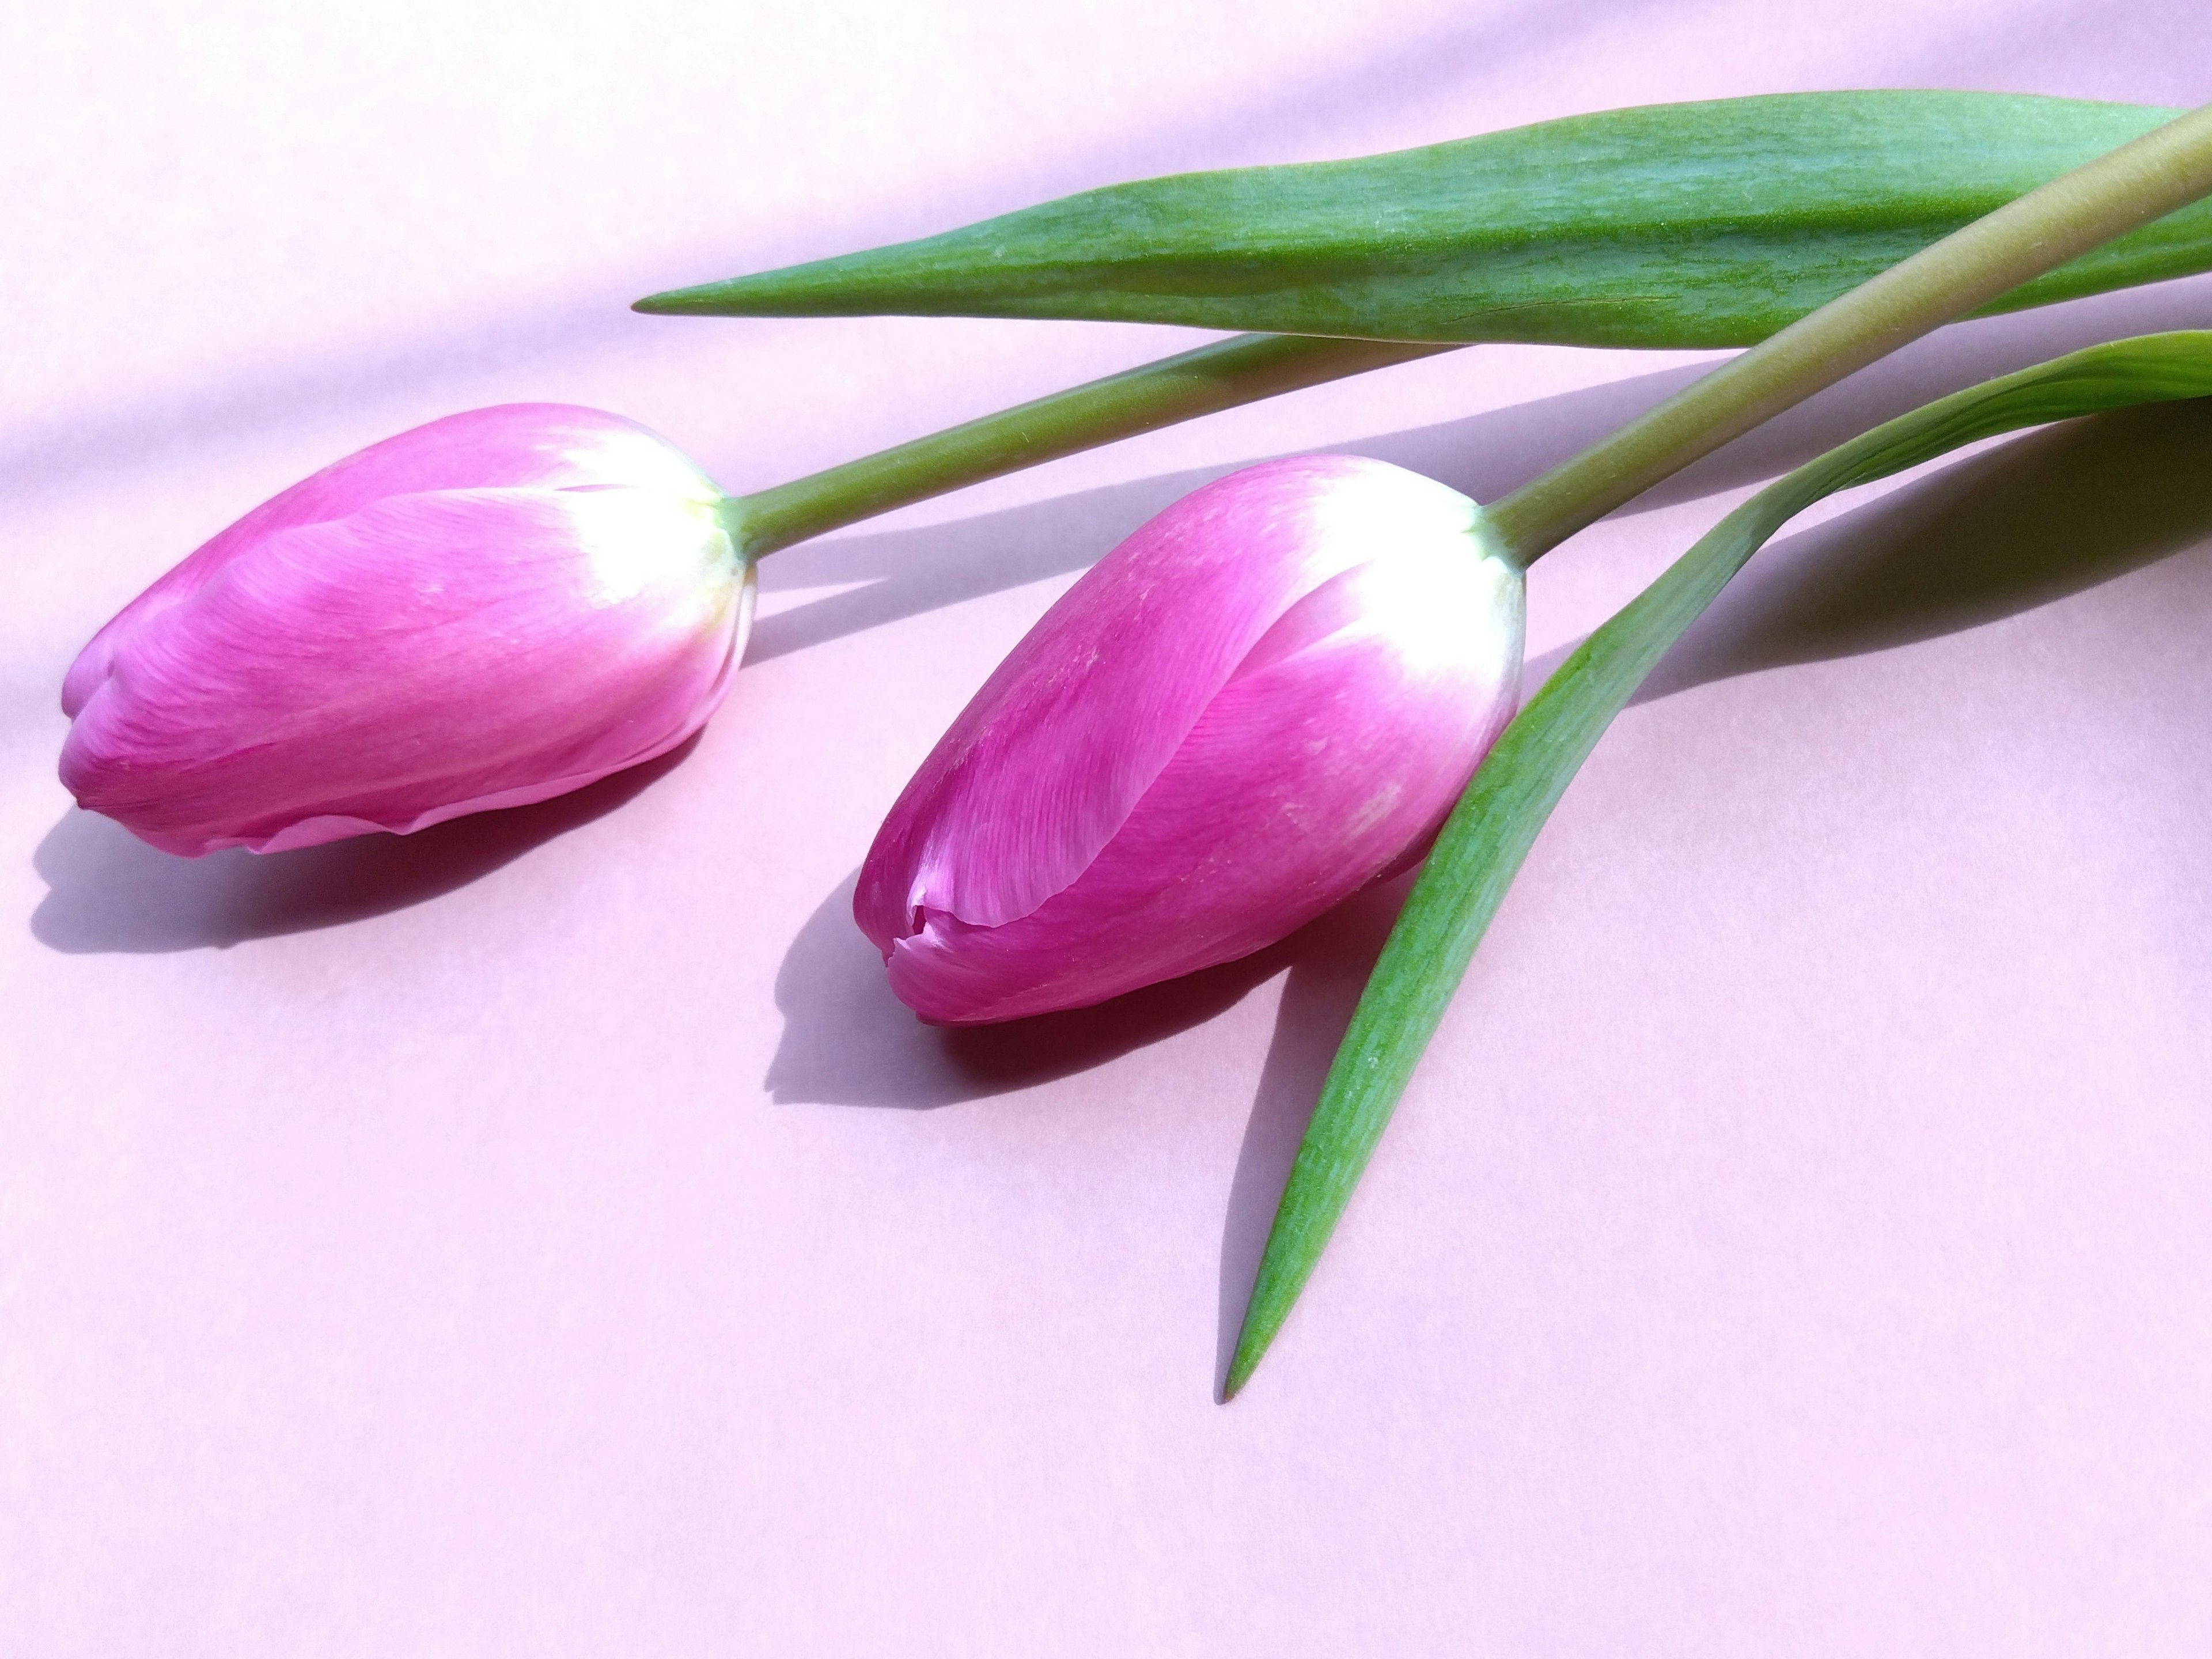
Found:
[60,404,751,857]
[856,454,1525,1024]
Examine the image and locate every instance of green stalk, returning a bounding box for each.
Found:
[724,334,1450,558]
[1486,100,2212,565]
[1226,100,2212,1400]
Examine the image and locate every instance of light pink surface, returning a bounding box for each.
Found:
[6,3,2212,1653]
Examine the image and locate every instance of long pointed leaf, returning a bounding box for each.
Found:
[1226,329,2212,1396]
[640,94,2212,346]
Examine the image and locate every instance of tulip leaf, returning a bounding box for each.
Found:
[1226,329,2212,1396]
[638,93,2212,346]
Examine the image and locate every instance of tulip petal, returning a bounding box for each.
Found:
[62,405,718,719]
[884,548,1522,1022]
[60,483,744,856]
[855,456,1489,948]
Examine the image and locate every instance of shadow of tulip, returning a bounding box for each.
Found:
[766,870,1311,1108]
[28,736,699,954]
[766,862,1414,1389]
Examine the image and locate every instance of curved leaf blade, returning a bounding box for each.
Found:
[1225,330,2212,1396]
[639,93,2212,346]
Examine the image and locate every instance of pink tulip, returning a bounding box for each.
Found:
[60,404,752,857]
[855,454,1525,1024]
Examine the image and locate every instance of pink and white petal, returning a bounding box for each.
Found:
[886,560,1522,1023]
[62,406,718,718]
[855,455,1485,946]
[62,486,744,856]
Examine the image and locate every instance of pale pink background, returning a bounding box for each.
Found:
[7,2,2212,1652]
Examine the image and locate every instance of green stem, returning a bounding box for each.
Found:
[728,334,1452,558]
[1486,100,2212,566]
[725,101,2212,567]
[1226,99,2212,1400]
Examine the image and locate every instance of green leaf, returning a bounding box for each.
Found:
[637,93,2212,346]
[1225,329,2212,1397]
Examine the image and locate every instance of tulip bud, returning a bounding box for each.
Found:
[855,454,1525,1024]
[60,404,752,857]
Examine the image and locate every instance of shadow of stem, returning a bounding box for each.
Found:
[1214,874,1414,1399]
[750,278,2212,668]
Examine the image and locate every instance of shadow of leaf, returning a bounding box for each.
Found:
[1213,873,1414,1397]
[1642,396,2212,703]
[1506,396,2212,707]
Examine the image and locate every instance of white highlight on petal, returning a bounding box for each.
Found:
[562,427,725,505]
[1346,536,1520,682]
[562,488,741,611]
